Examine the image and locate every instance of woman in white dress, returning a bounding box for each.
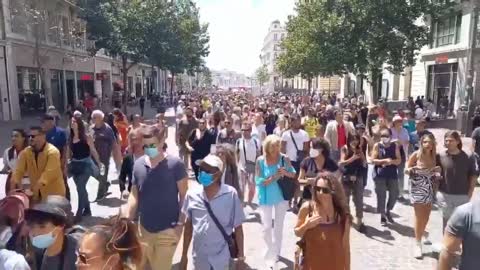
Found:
[1,129,29,195]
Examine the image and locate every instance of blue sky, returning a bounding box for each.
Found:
[195,0,295,75]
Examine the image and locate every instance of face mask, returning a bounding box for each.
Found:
[31,229,57,249]
[310,149,320,158]
[381,137,391,144]
[0,227,12,248]
[198,171,214,187]
[144,147,159,158]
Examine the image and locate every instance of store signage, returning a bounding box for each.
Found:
[435,55,449,64]
[80,74,93,81]
[96,73,109,80]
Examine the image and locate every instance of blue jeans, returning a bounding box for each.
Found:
[73,171,91,216]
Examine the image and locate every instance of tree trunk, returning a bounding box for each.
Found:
[369,69,382,104]
[170,72,175,103]
[122,55,128,113]
[307,78,312,95]
[34,30,52,109]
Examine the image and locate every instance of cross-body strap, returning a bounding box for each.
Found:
[290,131,299,151]
[202,199,233,246]
[243,139,258,163]
[243,139,248,164]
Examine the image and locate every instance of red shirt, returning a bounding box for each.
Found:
[337,124,346,148]
[84,97,94,111]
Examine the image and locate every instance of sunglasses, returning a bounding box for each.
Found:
[380,135,390,138]
[76,252,101,265]
[242,129,251,132]
[29,134,39,139]
[313,186,332,194]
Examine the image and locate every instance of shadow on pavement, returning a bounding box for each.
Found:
[278,256,294,270]
[387,222,415,238]
[96,197,125,208]
[244,212,261,223]
[363,225,395,244]
[363,203,377,213]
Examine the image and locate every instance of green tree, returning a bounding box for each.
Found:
[255,65,269,90]
[279,0,454,102]
[202,67,213,88]
[80,0,149,112]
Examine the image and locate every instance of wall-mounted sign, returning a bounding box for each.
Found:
[435,55,448,64]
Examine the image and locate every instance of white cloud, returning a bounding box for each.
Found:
[195,0,295,76]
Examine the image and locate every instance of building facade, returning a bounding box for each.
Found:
[0,0,167,120]
[211,69,249,90]
[259,20,286,93]
[410,1,479,115]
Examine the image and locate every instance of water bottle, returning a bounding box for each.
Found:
[100,163,106,176]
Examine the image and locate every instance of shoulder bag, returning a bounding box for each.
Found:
[277,156,297,201]
[202,199,239,258]
[290,131,306,162]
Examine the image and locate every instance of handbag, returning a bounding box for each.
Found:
[202,199,239,258]
[243,139,258,174]
[277,156,297,200]
[290,131,306,162]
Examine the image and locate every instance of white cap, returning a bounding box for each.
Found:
[195,154,224,172]
[73,110,83,117]
[392,115,403,122]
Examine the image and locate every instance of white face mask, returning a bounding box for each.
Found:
[310,149,320,158]
[381,137,391,144]
[0,227,12,248]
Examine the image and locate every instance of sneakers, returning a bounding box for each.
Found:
[414,242,423,259]
[423,236,432,245]
[386,211,395,223]
[121,190,129,200]
[380,216,387,226]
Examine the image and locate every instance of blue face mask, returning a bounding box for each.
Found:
[31,229,57,249]
[198,171,215,187]
[144,147,159,158]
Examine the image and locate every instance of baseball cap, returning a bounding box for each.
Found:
[195,154,224,172]
[392,115,403,122]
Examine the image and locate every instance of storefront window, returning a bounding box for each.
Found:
[427,63,458,115]
[17,67,45,115]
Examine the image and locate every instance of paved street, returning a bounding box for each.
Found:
[0,108,469,270]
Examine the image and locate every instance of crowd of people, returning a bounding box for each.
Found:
[0,90,478,270]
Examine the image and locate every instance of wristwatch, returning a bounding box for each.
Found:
[236,257,246,261]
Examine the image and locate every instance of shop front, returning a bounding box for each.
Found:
[426,63,458,115]
[17,67,45,115]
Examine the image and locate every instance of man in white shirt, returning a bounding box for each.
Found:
[236,122,260,206]
[252,112,267,144]
[281,114,310,209]
[282,113,310,168]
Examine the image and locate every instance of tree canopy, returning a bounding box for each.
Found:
[277,0,454,100]
[79,0,210,107]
